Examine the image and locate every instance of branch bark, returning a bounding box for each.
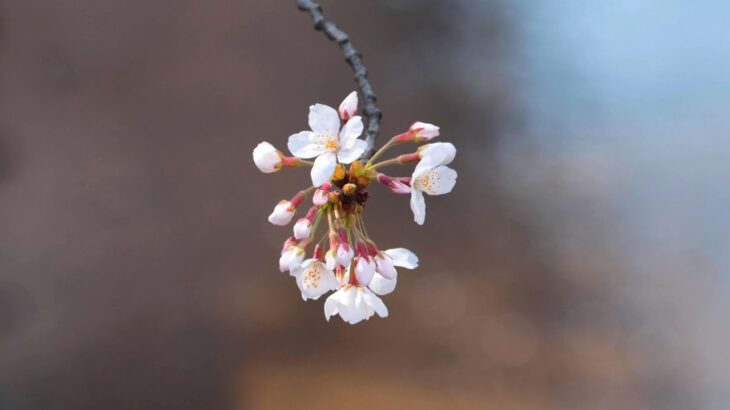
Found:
[296,0,382,159]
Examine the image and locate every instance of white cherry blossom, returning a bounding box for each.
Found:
[410,143,457,225]
[293,259,340,300]
[324,284,388,324]
[253,89,457,323]
[287,95,367,186]
[410,165,457,225]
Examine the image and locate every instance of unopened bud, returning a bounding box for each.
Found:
[333,164,347,181]
[342,183,358,196]
[377,174,411,194]
[253,142,282,173]
[366,241,379,257]
[338,91,358,121]
[268,200,296,226]
[391,122,440,144]
[293,218,312,240]
[410,122,440,141]
[253,142,305,173]
[313,183,331,206]
[268,190,307,226]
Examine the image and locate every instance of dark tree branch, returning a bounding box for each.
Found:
[296,0,382,159]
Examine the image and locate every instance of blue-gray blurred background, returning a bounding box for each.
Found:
[1,1,729,409]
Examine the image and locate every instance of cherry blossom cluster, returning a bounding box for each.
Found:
[253,91,457,324]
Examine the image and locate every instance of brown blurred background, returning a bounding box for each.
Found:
[1,1,729,409]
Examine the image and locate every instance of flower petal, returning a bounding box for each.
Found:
[308,104,340,135]
[410,189,426,225]
[288,131,322,158]
[413,142,456,177]
[311,152,337,186]
[337,139,366,164]
[354,257,375,286]
[324,293,339,321]
[296,260,338,301]
[375,255,397,279]
[338,116,363,149]
[415,165,457,196]
[384,248,419,269]
[369,272,397,296]
[347,289,367,324]
[362,288,388,318]
[334,286,360,324]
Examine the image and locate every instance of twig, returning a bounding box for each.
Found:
[296,0,382,159]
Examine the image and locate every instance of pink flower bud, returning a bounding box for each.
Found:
[356,241,369,257]
[334,228,354,267]
[279,244,305,272]
[268,200,296,225]
[336,244,354,268]
[409,122,439,141]
[366,241,379,257]
[281,236,297,253]
[253,142,282,173]
[391,122,440,144]
[292,218,311,240]
[354,244,375,285]
[313,182,332,206]
[292,206,319,239]
[324,228,354,269]
[268,190,308,226]
[377,174,412,194]
[338,91,358,121]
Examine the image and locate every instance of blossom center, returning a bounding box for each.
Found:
[326,138,339,151]
[317,133,340,152]
[304,265,322,288]
[416,170,437,193]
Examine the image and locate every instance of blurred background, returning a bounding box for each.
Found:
[1,1,729,409]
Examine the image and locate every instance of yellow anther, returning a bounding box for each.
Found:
[325,138,339,151]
